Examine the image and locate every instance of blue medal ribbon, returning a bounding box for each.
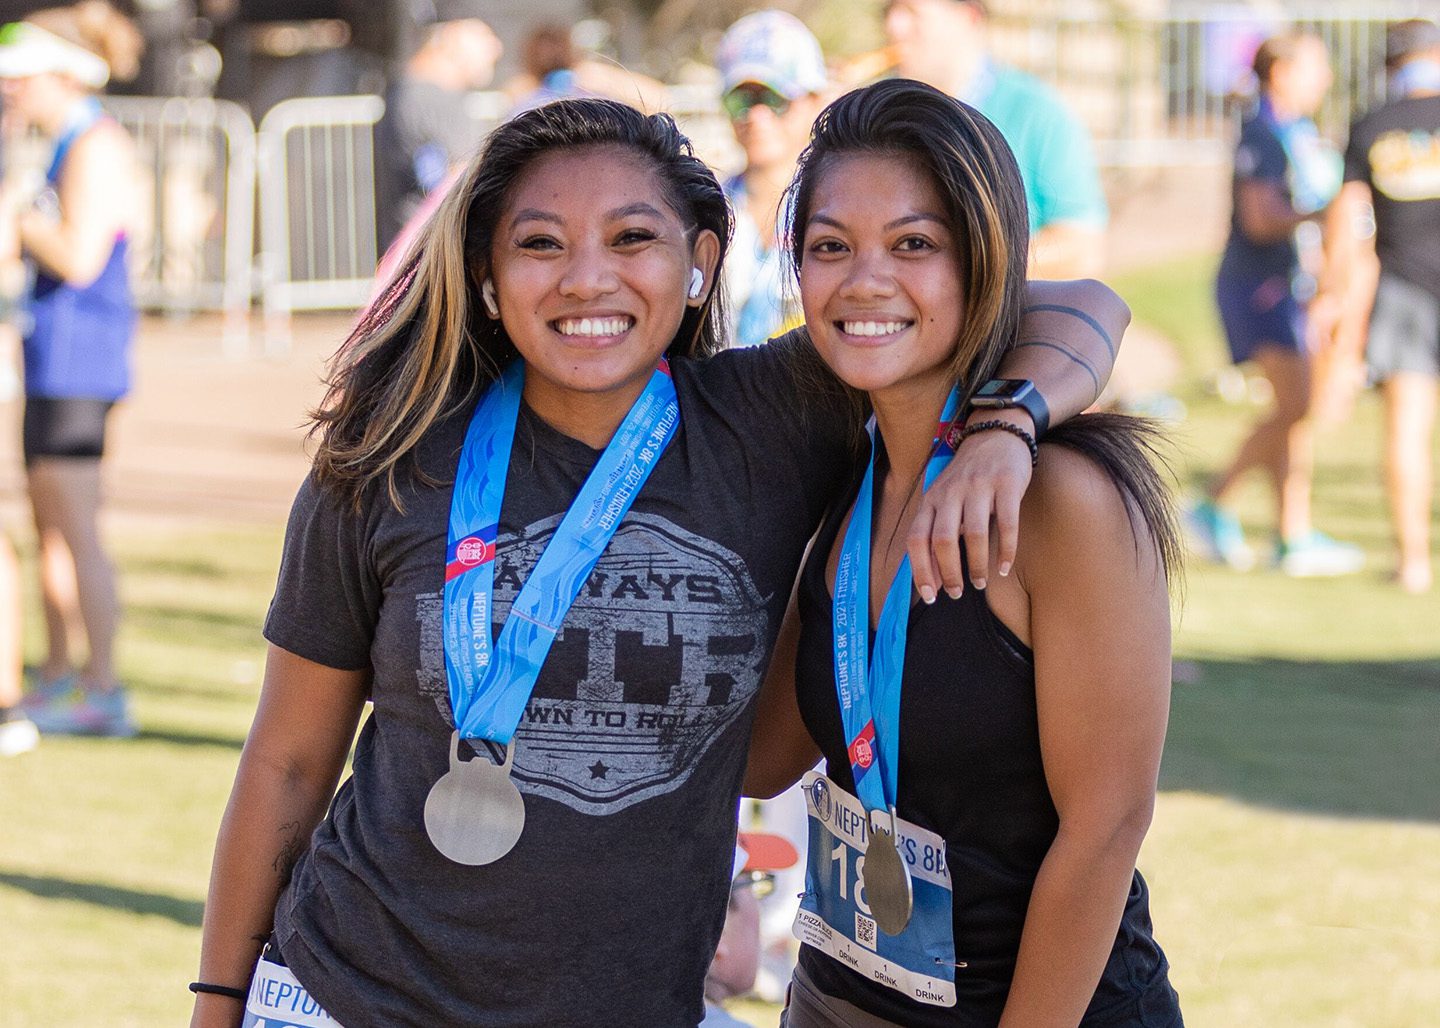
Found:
[832,389,961,813]
[443,360,680,744]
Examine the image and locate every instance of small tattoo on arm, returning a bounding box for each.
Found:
[1013,339,1102,395]
[1022,303,1116,359]
[272,821,303,884]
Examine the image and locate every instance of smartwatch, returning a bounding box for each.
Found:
[969,379,1050,437]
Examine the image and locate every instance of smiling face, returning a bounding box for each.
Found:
[799,152,964,403]
[488,144,718,421]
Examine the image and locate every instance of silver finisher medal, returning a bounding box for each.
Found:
[863,805,914,935]
[424,730,526,866]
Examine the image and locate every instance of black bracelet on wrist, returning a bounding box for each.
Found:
[189,981,249,1001]
[950,418,1040,466]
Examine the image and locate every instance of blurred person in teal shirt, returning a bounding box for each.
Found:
[882,0,1108,278]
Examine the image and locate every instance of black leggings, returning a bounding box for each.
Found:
[22,397,114,464]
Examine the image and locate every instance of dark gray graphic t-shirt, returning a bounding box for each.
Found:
[263,335,851,1027]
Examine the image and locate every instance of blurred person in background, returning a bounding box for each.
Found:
[702,831,799,1027]
[1321,19,1440,595]
[374,0,501,252]
[0,1,142,737]
[0,534,35,756]
[881,0,1107,278]
[1191,30,1364,578]
[715,10,828,348]
[0,55,36,757]
[503,21,668,114]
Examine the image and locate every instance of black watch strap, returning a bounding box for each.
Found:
[971,379,1050,437]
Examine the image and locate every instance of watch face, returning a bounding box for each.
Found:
[977,379,1029,400]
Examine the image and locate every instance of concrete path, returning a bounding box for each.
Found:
[0,314,350,531]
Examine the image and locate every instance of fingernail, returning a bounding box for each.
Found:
[945,586,962,600]
[972,578,987,591]
[919,585,937,605]
[999,561,1012,577]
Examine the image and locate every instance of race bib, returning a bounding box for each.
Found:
[242,951,342,1028]
[794,771,958,1007]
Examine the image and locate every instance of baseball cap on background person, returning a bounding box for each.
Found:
[715,10,827,106]
[733,830,799,887]
[1385,18,1440,67]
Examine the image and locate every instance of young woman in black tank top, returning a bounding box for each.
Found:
[747,81,1185,1026]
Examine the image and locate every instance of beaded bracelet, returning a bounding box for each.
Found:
[949,418,1039,466]
[189,981,249,1001]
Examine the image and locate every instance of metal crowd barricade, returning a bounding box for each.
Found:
[104,96,255,343]
[989,1,1436,166]
[256,94,384,349]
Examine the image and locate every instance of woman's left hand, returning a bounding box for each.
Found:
[907,409,1034,599]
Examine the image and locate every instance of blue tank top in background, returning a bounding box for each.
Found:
[23,97,135,402]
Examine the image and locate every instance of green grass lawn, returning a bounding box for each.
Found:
[2,254,1437,1025]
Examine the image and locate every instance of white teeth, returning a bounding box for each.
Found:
[842,321,908,337]
[556,317,633,337]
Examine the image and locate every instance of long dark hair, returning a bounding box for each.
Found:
[787,80,1181,582]
[313,98,733,508]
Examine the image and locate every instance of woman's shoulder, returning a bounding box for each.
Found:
[1017,417,1176,584]
[1021,436,1151,559]
[1024,443,1129,532]
[69,117,134,164]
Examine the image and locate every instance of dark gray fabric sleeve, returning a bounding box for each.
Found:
[263,475,382,671]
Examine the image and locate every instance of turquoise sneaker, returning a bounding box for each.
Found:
[1184,499,1255,570]
[18,672,76,714]
[29,687,138,738]
[1276,531,1365,578]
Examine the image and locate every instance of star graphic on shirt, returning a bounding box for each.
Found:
[588,760,610,780]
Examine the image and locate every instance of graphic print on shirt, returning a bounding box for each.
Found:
[1369,128,1440,201]
[417,511,770,814]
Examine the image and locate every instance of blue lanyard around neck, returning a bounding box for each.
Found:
[442,360,680,744]
[831,388,961,813]
[1261,98,1340,215]
[46,97,105,184]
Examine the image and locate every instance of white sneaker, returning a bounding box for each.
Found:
[0,709,39,756]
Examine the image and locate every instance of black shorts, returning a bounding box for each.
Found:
[22,397,115,464]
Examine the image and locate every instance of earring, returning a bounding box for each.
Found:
[481,278,499,318]
[687,267,705,300]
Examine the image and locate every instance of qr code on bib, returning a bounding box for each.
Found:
[855,911,878,950]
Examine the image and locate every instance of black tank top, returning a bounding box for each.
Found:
[793,459,1181,1026]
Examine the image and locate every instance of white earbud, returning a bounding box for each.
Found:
[481,278,499,318]
[688,267,705,300]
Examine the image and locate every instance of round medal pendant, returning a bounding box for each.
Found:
[424,730,526,866]
[863,806,914,935]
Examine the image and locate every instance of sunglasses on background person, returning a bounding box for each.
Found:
[722,83,793,120]
[730,870,778,901]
